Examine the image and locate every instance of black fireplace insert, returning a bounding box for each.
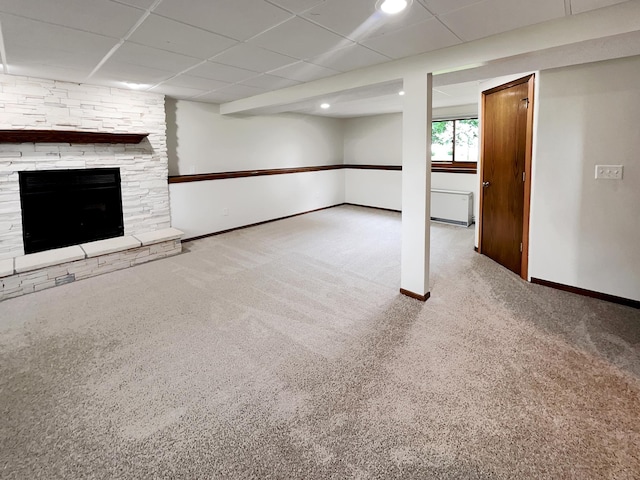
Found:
[19,168,124,254]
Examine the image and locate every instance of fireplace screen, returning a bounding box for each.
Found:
[19,168,124,254]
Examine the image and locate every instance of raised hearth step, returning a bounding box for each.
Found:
[3,228,184,279]
[133,228,184,246]
[81,236,141,258]
[15,245,85,273]
[0,258,14,278]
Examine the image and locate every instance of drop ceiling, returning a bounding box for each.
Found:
[0,0,632,115]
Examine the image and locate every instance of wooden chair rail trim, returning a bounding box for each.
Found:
[169,163,478,184]
[169,165,343,183]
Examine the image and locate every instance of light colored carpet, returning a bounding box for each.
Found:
[1,205,639,479]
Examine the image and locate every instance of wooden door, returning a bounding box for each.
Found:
[479,75,534,277]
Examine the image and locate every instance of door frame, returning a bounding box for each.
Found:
[477,74,535,280]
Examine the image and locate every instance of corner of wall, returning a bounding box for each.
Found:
[165,97,179,177]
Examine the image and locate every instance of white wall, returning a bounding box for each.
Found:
[167,99,346,238]
[344,170,402,211]
[530,56,640,301]
[342,110,479,213]
[343,113,402,166]
[343,113,402,210]
[170,170,344,239]
[166,99,344,175]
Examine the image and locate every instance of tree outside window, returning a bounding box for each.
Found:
[432,118,479,163]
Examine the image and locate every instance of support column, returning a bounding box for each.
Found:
[400,72,432,301]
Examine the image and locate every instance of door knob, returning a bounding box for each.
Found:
[483,181,490,187]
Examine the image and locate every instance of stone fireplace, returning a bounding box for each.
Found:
[0,73,182,300]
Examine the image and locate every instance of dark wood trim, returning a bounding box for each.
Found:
[531,278,640,309]
[431,162,477,174]
[184,202,402,242]
[477,87,486,256]
[521,75,535,280]
[344,203,401,213]
[482,74,534,96]
[0,130,148,144]
[182,204,343,242]
[169,165,343,184]
[400,288,431,302]
[343,164,402,171]
[169,162,478,184]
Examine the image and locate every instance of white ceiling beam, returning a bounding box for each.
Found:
[220,1,640,115]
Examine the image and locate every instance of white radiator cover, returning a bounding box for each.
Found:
[431,189,473,226]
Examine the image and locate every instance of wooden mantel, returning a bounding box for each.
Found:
[0,130,149,144]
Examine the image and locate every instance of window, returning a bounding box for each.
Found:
[431,118,479,173]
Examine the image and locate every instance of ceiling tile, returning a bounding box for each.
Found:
[91,63,175,86]
[190,91,232,104]
[129,14,237,59]
[161,74,230,91]
[187,62,257,83]
[212,84,266,97]
[195,84,266,103]
[267,0,328,14]
[211,44,297,72]
[149,84,208,98]
[362,18,461,59]
[307,43,391,72]
[106,42,202,72]
[239,74,301,90]
[417,0,485,16]
[112,0,156,9]
[303,0,433,41]
[439,0,566,42]
[8,65,93,84]
[248,17,351,59]
[0,0,144,38]
[570,0,629,14]
[154,0,293,41]
[269,61,340,82]
[0,14,116,71]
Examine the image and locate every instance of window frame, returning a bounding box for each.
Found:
[430,116,479,174]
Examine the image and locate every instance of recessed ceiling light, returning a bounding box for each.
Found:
[378,0,409,15]
[320,103,330,109]
[398,90,405,96]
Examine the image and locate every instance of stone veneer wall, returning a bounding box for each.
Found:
[0,73,170,260]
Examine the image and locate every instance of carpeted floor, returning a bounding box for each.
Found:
[1,205,639,479]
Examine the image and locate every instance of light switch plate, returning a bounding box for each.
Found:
[595,165,623,180]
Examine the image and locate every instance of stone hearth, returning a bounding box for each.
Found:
[0,228,183,301]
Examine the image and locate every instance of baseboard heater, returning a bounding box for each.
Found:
[431,189,473,227]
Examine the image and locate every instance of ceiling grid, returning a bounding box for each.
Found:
[0,0,634,114]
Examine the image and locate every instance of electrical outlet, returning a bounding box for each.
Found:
[595,165,623,180]
[222,208,228,216]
